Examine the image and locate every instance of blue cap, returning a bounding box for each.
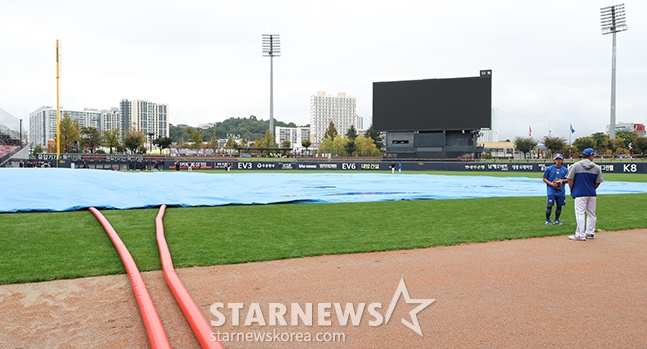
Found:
[554,153,564,160]
[582,148,597,157]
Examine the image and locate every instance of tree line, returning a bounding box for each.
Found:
[316,121,384,157]
[169,115,298,143]
[513,130,647,159]
[38,113,645,160]
[32,113,385,157]
[170,115,386,157]
[179,119,385,157]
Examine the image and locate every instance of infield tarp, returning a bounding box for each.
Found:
[2,168,647,213]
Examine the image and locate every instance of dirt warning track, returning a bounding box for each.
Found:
[1,229,646,348]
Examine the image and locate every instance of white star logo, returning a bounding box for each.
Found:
[384,278,435,336]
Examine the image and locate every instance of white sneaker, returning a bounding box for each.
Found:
[586,234,595,239]
[568,235,586,241]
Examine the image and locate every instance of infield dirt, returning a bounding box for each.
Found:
[1,229,646,348]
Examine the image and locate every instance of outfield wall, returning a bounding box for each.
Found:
[220,160,644,173]
[15,155,647,174]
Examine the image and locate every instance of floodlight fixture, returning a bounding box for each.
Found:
[600,4,628,139]
[262,34,280,134]
[262,34,281,57]
[600,4,627,35]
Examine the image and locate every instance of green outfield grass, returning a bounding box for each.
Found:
[2,189,647,285]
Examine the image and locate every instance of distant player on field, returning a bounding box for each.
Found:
[543,153,568,225]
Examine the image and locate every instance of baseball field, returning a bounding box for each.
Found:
[1,170,646,348]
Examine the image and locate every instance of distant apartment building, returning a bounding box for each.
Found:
[356,115,364,131]
[29,100,168,149]
[275,126,311,154]
[29,107,101,148]
[309,91,357,147]
[102,108,120,134]
[120,99,169,140]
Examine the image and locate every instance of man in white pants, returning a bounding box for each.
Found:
[566,148,604,241]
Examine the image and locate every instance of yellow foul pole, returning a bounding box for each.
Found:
[56,39,61,167]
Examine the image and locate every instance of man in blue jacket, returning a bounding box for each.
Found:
[543,153,568,225]
[566,148,604,241]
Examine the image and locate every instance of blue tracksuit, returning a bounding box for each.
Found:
[566,159,603,198]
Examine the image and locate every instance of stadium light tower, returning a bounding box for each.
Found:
[600,4,627,139]
[262,34,280,134]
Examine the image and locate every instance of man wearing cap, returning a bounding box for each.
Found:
[543,153,568,225]
[566,148,604,241]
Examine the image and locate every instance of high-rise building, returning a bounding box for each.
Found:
[275,126,311,155]
[309,91,357,147]
[120,99,169,144]
[101,108,120,134]
[356,115,364,131]
[29,101,168,150]
[28,106,101,148]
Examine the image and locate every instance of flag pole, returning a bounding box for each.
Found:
[569,124,575,158]
[569,129,572,158]
[56,39,61,167]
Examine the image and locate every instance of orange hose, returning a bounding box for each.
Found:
[156,205,225,349]
[89,207,172,349]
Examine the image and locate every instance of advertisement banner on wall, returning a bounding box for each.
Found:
[25,154,647,174]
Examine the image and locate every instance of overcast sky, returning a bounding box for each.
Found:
[1,0,645,141]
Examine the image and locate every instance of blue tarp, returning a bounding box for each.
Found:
[1,168,647,213]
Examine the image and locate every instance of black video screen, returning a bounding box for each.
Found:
[372,76,491,131]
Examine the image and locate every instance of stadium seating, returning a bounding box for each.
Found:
[0,145,19,157]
